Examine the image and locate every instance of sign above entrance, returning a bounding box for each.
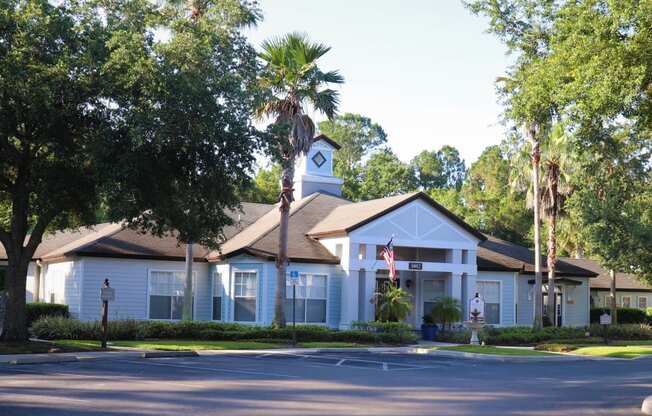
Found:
[408,262,423,270]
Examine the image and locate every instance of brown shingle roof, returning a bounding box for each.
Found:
[477,235,598,277]
[1,203,272,262]
[562,258,652,291]
[208,193,349,263]
[308,192,486,240]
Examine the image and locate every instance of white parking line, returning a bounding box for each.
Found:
[125,359,300,378]
[382,363,388,371]
[336,359,346,366]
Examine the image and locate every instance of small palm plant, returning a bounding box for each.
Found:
[429,297,462,331]
[372,283,412,322]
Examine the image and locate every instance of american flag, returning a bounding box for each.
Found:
[381,238,396,282]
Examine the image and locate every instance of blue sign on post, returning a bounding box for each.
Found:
[289,270,300,286]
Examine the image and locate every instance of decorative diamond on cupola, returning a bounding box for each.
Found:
[311,151,327,168]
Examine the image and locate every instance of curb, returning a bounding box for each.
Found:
[141,351,198,359]
[9,355,79,365]
[406,348,594,362]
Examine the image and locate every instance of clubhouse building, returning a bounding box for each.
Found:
[1,136,602,328]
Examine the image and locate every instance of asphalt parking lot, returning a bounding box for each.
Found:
[1,350,651,415]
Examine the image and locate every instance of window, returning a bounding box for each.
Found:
[212,272,222,321]
[149,271,195,320]
[0,266,6,292]
[285,274,327,323]
[358,244,367,260]
[375,246,447,262]
[461,250,469,264]
[621,296,631,308]
[311,151,327,167]
[422,279,445,317]
[234,271,257,322]
[477,281,500,325]
[639,296,648,309]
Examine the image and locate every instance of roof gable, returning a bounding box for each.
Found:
[308,192,486,241]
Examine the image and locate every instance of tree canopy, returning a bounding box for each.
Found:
[0,0,264,339]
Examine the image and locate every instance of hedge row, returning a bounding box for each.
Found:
[30,317,417,345]
[590,308,649,324]
[436,324,652,345]
[26,303,69,327]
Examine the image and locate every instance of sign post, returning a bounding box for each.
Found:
[100,279,115,349]
[289,271,300,347]
[600,312,612,344]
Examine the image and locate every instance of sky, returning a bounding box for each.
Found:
[246,1,514,166]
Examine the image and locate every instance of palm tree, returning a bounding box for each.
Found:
[526,122,544,330]
[372,283,412,322]
[540,125,574,325]
[258,33,343,327]
[511,123,574,327]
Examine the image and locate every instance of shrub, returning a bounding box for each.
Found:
[534,343,578,353]
[429,297,462,330]
[647,307,652,318]
[588,323,652,340]
[26,303,69,327]
[590,307,648,324]
[30,317,417,344]
[469,326,587,346]
[436,329,470,343]
[351,321,412,334]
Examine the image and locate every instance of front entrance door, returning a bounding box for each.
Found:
[421,278,445,321]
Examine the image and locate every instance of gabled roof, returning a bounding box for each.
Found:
[308,191,486,241]
[314,134,341,150]
[562,257,652,291]
[477,235,598,277]
[0,202,273,262]
[207,193,349,263]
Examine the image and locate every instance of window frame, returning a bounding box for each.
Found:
[211,271,223,322]
[476,279,502,325]
[147,269,197,321]
[638,296,648,309]
[232,270,258,323]
[284,273,329,324]
[621,295,632,308]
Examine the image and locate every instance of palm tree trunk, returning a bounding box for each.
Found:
[609,269,617,325]
[182,242,193,320]
[547,213,557,326]
[273,162,295,328]
[546,168,559,327]
[529,124,543,330]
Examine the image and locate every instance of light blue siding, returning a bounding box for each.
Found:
[79,258,209,321]
[476,271,516,326]
[305,147,333,177]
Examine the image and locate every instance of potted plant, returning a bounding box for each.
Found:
[421,314,438,341]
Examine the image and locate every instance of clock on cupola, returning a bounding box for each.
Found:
[293,134,344,200]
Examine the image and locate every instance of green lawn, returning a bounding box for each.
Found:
[57,339,370,351]
[571,345,652,359]
[437,345,555,356]
[297,342,366,349]
[0,340,104,355]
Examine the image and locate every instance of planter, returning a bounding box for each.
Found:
[421,324,438,341]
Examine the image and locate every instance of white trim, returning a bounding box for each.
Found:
[476,279,503,326]
[284,272,329,325]
[232,269,259,324]
[621,295,632,308]
[210,270,223,322]
[638,295,648,309]
[146,269,197,321]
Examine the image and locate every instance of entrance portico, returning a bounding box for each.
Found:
[312,194,483,329]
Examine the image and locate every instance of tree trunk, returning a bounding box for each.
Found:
[2,259,30,341]
[547,213,557,326]
[182,242,193,320]
[529,124,543,330]
[609,269,617,325]
[273,162,295,328]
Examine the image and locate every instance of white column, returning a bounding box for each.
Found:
[339,270,359,329]
[464,274,477,320]
[451,272,462,302]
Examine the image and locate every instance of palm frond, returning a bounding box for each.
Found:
[310,89,340,119]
